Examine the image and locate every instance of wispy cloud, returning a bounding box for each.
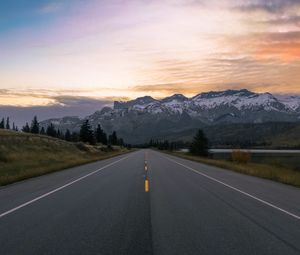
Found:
[39,2,63,14]
[235,0,300,13]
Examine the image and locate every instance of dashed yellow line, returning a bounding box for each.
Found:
[145,180,149,192]
[144,151,149,192]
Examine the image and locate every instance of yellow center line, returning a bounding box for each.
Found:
[145,179,149,192]
[144,151,149,192]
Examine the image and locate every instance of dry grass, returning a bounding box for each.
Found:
[0,130,130,186]
[165,151,300,188]
[231,149,251,163]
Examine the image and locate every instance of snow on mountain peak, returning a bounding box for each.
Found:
[162,94,188,102]
[111,89,300,115]
[275,95,300,111]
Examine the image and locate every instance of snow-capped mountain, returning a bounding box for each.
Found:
[112,89,299,114]
[41,89,300,143]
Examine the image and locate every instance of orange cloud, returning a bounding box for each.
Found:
[255,42,300,62]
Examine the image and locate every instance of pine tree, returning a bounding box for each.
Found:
[0,118,5,129]
[57,129,61,139]
[95,124,103,143]
[65,129,71,141]
[6,117,10,129]
[40,127,46,135]
[95,124,107,144]
[109,131,118,145]
[30,116,39,134]
[79,120,95,144]
[22,122,30,133]
[102,132,108,145]
[46,123,57,137]
[189,129,209,156]
[118,138,124,146]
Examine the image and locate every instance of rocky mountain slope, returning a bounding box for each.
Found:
[41,89,300,144]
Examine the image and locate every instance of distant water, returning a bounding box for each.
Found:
[210,149,300,154]
[209,149,300,171]
[177,149,299,170]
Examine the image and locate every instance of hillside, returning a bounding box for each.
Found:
[204,122,300,148]
[0,130,128,185]
[270,125,300,148]
[147,122,300,148]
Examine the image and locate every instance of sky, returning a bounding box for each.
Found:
[0,0,300,114]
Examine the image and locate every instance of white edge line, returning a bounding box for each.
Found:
[164,155,300,220]
[0,155,130,219]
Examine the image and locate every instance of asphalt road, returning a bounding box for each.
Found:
[0,150,299,255]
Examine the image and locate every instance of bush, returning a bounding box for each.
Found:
[231,149,251,164]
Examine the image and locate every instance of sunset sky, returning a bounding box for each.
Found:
[0,0,300,107]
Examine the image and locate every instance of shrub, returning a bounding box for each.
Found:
[231,149,251,164]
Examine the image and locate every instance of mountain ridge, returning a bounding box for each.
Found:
[41,89,300,144]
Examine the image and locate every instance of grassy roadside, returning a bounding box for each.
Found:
[0,130,132,186]
[163,151,300,188]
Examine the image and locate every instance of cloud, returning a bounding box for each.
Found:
[222,30,300,62]
[235,0,300,13]
[253,32,300,61]
[132,83,207,96]
[255,42,300,61]
[39,2,63,14]
[261,15,300,26]
[0,92,113,127]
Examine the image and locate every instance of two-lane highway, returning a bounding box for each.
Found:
[0,150,299,254]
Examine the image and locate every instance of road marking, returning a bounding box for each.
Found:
[0,155,131,219]
[145,180,149,192]
[164,156,300,220]
[145,165,148,171]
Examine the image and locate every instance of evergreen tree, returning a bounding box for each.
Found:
[189,129,209,156]
[57,129,61,139]
[0,118,4,129]
[22,122,30,133]
[40,127,46,135]
[65,129,71,141]
[108,131,118,145]
[95,124,103,143]
[95,124,107,144]
[30,116,39,134]
[12,122,15,131]
[118,138,124,146]
[79,120,95,144]
[6,117,10,129]
[46,123,57,137]
[102,132,108,145]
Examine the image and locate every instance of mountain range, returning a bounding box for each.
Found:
[41,89,300,145]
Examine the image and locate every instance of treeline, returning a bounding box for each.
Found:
[0,117,18,131]
[139,129,209,156]
[2,115,126,146]
[146,139,189,151]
